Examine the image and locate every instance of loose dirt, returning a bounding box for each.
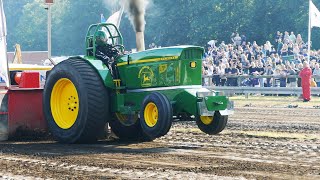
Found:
[0,96,319,179]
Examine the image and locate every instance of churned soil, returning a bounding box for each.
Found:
[0,96,319,179]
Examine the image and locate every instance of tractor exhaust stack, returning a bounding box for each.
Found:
[136,32,145,52]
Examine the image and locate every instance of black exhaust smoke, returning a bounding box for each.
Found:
[121,0,149,51]
[122,0,148,32]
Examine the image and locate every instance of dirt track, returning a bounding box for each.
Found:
[0,98,320,179]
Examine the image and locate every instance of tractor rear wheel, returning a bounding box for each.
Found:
[140,92,173,140]
[196,112,228,135]
[109,113,150,141]
[43,57,109,143]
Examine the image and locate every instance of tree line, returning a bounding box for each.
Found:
[3,0,320,56]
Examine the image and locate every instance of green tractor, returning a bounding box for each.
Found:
[43,23,234,143]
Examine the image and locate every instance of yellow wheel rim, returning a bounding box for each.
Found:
[144,102,158,128]
[50,78,79,129]
[200,116,213,125]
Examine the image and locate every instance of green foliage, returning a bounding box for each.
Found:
[3,0,320,55]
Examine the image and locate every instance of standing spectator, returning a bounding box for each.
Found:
[296,34,304,47]
[293,43,300,56]
[281,43,289,56]
[229,63,239,86]
[230,32,236,44]
[289,32,296,43]
[296,63,303,87]
[242,59,250,74]
[277,39,283,55]
[287,42,294,55]
[234,33,242,46]
[299,61,312,102]
[218,64,226,86]
[257,62,265,87]
[280,65,288,87]
[207,59,214,76]
[249,62,260,87]
[313,63,320,87]
[287,66,297,87]
[225,63,232,86]
[212,66,220,86]
[241,34,247,46]
[265,65,274,87]
[273,68,281,87]
[202,66,208,85]
[264,41,272,56]
[237,62,244,75]
[283,31,290,44]
[275,31,282,43]
[221,54,228,65]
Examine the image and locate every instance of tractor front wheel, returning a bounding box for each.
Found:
[196,112,228,135]
[43,57,109,143]
[140,92,173,140]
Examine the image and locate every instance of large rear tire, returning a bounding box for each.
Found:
[140,92,173,140]
[196,112,228,135]
[43,57,109,143]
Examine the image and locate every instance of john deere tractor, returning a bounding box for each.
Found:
[43,23,234,143]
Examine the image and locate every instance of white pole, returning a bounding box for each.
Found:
[308,0,312,63]
[0,0,10,88]
[48,4,51,59]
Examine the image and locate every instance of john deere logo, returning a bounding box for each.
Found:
[138,66,154,87]
[159,64,167,74]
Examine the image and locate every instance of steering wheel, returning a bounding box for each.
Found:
[113,44,125,53]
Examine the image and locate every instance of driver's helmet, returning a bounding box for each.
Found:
[96,30,107,46]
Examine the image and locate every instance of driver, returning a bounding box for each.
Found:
[95,30,119,78]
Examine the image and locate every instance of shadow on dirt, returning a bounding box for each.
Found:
[0,137,179,158]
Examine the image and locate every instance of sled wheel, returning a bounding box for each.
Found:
[140,92,173,140]
[43,57,109,143]
[109,113,150,141]
[196,112,228,135]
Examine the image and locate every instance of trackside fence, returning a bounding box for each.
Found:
[202,75,320,98]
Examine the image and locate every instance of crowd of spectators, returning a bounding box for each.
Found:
[202,31,320,88]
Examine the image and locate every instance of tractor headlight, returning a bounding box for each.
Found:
[190,61,197,68]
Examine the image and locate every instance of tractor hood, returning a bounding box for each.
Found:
[128,45,204,64]
[116,45,204,89]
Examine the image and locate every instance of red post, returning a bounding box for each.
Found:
[45,0,53,4]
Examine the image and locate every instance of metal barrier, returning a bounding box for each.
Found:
[203,75,320,87]
[202,75,320,98]
[204,86,320,97]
